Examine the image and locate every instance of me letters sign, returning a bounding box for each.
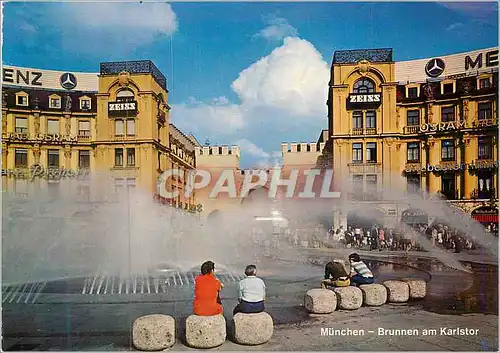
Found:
[108,101,138,117]
[465,49,499,71]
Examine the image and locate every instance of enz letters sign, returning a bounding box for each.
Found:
[108,101,138,117]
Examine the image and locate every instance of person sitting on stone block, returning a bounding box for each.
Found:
[233,265,266,315]
[348,253,374,286]
[193,261,224,316]
[321,261,350,288]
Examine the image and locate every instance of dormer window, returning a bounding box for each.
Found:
[479,77,491,89]
[80,96,91,110]
[440,80,456,95]
[408,87,418,98]
[49,94,62,109]
[353,78,375,93]
[16,92,29,107]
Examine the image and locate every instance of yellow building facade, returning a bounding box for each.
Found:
[2,61,197,212]
[327,47,498,227]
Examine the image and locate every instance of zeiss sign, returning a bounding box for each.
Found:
[108,101,138,117]
[347,93,381,109]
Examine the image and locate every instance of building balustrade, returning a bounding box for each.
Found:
[403,125,419,134]
[350,128,378,135]
[470,188,497,200]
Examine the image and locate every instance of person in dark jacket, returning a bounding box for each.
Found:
[321,261,350,288]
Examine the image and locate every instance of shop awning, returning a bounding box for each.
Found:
[472,214,498,223]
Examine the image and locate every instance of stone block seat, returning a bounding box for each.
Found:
[185,314,226,348]
[383,280,410,303]
[132,314,175,351]
[233,312,274,345]
[304,289,337,314]
[401,278,427,299]
[359,283,387,306]
[333,286,363,310]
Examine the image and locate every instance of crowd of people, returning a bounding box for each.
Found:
[325,221,497,253]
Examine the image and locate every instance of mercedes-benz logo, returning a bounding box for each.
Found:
[60,73,77,90]
[425,58,445,78]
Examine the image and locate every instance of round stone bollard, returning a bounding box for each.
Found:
[233,312,273,345]
[333,286,363,310]
[383,280,410,303]
[402,278,427,299]
[132,314,175,351]
[185,314,226,348]
[304,289,337,314]
[359,284,387,306]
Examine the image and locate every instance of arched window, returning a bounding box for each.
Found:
[353,78,375,94]
[116,89,135,102]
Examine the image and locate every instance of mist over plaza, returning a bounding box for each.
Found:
[1,1,498,351]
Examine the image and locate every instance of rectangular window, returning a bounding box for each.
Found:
[16,95,28,106]
[126,119,135,136]
[478,102,492,120]
[114,178,125,194]
[407,142,420,162]
[79,150,90,169]
[366,142,377,163]
[49,98,61,109]
[365,111,376,129]
[115,148,123,166]
[127,148,135,166]
[80,99,91,110]
[407,110,420,126]
[478,171,493,198]
[78,121,90,137]
[352,111,363,129]
[479,78,491,89]
[407,87,418,98]
[352,143,363,163]
[441,174,456,200]
[15,149,28,167]
[115,120,124,136]
[441,140,455,161]
[352,175,363,191]
[366,174,378,192]
[407,175,421,194]
[478,137,492,160]
[47,119,60,134]
[443,83,454,94]
[441,106,455,122]
[127,178,136,188]
[15,117,28,133]
[47,150,59,168]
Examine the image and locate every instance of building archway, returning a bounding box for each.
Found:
[241,186,270,205]
[347,207,385,229]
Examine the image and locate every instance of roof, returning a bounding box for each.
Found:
[169,123,196,152]
[332,48,393,64]
[100,60,167,91]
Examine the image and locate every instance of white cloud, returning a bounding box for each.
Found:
[232,37,329,117]
[69,3,178,36]
[255,16,298,41]
[170,37,329,166]
[234,138,270,159]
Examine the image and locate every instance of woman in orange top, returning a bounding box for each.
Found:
[193,261,224,316]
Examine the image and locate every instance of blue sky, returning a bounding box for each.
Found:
[3,1,498,167]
